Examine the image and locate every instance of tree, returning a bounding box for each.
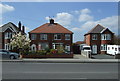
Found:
[113,35,120,45]
[10,32,31,54]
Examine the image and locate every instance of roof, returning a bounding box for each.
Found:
[0,22,19,32]
[84,24,113,35]
[29,23,73,34]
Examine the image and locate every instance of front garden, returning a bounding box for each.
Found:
[10,32,73,58]
[22,48,73,58]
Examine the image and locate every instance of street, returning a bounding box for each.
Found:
[2,62,118,80]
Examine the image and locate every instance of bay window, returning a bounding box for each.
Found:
[101,34,111,40]
[101,44,107,51]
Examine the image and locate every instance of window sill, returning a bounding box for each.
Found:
[101,50,107,51]
[54,39,61,40]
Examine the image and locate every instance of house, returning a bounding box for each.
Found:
[0,22,25,51]
[84,24,114,54]
[29,19,73,53]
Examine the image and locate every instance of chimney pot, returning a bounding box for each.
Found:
[22,25,25,33]
[18,21,21,31]
[50,19,54,24]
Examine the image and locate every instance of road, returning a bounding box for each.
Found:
[2,62,118,80]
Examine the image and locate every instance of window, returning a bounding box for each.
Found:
[65,45,70,51]
[112,47,114,49]
[5,43,11,50]
[40,34,47,40]
[101,44,107,51]
[115,48,117,51]
[101,34,111,40]
[108,47,110,50]
[31,34,36,40]
[5,32,12,39]
[92,34,97,40]
[54,34,61,40]
[38,43,49,50]
[65,34,70,40]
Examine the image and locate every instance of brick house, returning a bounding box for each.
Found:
[84,24,114,54]
[29,19,73,53]
[0,22,25,51]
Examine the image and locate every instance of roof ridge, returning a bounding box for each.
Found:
[29,23,73,34]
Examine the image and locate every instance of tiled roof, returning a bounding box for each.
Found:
[85,24,105,35]
[29,23,73,34]
[0,22,19,32]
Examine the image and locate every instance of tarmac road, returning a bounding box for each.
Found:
[2,62,119,80]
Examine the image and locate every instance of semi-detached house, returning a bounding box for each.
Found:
[29,19,73,53]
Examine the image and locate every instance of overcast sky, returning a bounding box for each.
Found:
[1,2,118,42]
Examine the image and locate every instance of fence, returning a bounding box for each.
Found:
[81,50,91,58]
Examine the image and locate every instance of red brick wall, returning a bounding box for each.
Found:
[85,34,91,46]
[29,33,73,52]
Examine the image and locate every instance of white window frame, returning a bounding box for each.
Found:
[40,34,47,40]
[31,34,36,40]
[101,34,111,40]
[92,34,97,40]
[54,34,61,40]
[5,32,12,39]
[65,34,70,40]
[5,43,11,50]
[101,44,107,51]
[65,45,70,51]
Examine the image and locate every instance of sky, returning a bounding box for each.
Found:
[0,2,119,42]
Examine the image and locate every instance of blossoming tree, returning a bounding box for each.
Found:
[10,32,31,54]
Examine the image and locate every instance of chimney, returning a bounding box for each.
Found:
[18,21,21,31]
[50,18,54,24]
[22,25,25,33]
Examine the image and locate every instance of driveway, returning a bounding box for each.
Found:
[91,54,115,59]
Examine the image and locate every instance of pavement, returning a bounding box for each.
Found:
[0,54,119,63]
[91,54,115,59]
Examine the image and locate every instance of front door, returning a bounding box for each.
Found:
[92,45,97,54]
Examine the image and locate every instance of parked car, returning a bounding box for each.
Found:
[0,49,20,59]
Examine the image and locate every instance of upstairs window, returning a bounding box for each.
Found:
[65,34,70,40]
[31,34,36,40]
[54,34,61,40]
[92,34,97,40]
[40,34,47,40]
[101,34,111,40]
[5,32,12,39]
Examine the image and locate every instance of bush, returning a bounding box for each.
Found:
[50,49,57,54]
[57,45,65,54]
[37,50,47,55]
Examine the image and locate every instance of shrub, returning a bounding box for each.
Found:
[50,49,57,54]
